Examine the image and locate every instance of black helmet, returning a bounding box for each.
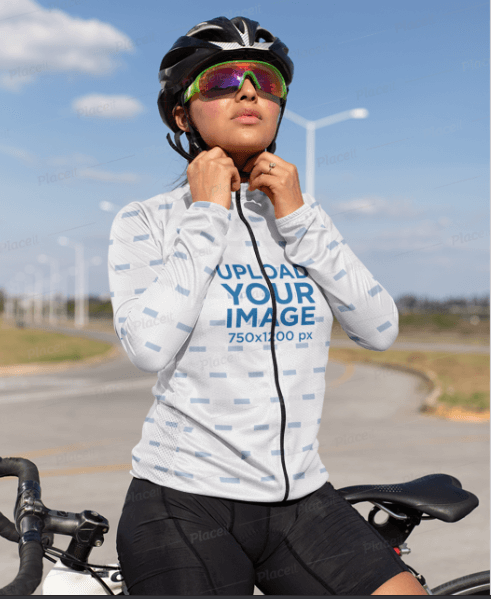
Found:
[157,16,294,164]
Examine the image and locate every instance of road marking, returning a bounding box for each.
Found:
[327,361,356,387]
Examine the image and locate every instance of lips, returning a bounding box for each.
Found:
[234,109,261,119]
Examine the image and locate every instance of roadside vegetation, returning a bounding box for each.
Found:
[0,319,112,366]
[0,311,488,414]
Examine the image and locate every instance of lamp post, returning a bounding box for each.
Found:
[284,107,369,198]
[58,237,85,328]
[37,254,60,324]
[86,256,102,323]
[24,264,44,324]
[59,266,77,322]
[14,272,27,326]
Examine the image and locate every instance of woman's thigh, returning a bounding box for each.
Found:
[254,481,411,596]
[116,477,255,595]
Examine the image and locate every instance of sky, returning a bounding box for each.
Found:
[0,0,489,302]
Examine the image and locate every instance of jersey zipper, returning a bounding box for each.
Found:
[235,188,290,502]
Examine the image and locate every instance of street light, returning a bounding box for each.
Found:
[58,236,86,328]
[284,107,369,197]
[85,255,102,323]
[24,264,44,324]
[37,254,60,324]
[14,272,27,325]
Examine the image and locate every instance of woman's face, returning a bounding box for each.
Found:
[173,74,282,170]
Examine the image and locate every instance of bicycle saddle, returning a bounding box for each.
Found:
[337,473,479,523]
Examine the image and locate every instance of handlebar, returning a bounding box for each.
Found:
[0,457,44,596]
[0,456,110,596]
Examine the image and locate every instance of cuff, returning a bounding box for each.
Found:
[275,203,311,226]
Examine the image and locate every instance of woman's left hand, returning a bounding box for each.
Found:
[242,151,305,219]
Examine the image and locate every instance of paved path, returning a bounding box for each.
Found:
[0,326,488,595]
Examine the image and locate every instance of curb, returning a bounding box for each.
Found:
[333,358,489,423]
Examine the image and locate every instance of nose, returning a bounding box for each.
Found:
[236,75,257,100]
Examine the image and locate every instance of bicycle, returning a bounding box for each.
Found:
[0,457,489,595]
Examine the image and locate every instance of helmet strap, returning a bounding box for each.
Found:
[266,99,286,154]
[165,91,208,163]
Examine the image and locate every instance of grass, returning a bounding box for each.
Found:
[0,320,112,366]
[331,313,490,345]
[0,315,489,413]
[328,347,489,411]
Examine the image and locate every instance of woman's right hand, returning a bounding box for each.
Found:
[187,146,241,210]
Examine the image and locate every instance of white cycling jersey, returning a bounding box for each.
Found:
[108,182,398,502]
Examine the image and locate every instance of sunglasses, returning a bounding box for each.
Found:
[183,60,287,103]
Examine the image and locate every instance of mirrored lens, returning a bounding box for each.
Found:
[200,63,284,98]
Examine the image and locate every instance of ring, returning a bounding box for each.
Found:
[268,162,276,175]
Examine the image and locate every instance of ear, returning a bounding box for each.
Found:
[173,105,189,132]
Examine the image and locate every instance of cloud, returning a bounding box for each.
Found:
[45,152,95,168]
[77,168,139,184]
[0,0,135,92]
[0,143,37,165]
[330,196,423,219]
[0,144,139,184]
[355,215,488,257]
[71,94,145,119]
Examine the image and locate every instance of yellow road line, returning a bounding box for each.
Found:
[328,361,356,388]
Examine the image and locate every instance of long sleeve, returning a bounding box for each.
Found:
[108,200,231,372]
[274,194,398,351]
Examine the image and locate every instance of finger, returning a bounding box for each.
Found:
[242,151,263,174]
[248,159,268,185]
[249,172,268,191]
[231,166,241,192]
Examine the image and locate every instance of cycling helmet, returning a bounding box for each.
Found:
[157,16,294,163]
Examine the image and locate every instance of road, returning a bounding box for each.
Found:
[0,326,488,595]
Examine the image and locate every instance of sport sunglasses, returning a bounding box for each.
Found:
[183,60,287,103]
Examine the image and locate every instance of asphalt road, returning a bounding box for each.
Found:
[0,327,488,595]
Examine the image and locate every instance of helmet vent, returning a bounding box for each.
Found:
[255,27,274,43]
[188,26,228,42]
[234,18,245,34]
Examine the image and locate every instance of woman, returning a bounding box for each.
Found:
[110,15,427,596]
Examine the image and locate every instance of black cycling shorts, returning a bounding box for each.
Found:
[116,477,410,595]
